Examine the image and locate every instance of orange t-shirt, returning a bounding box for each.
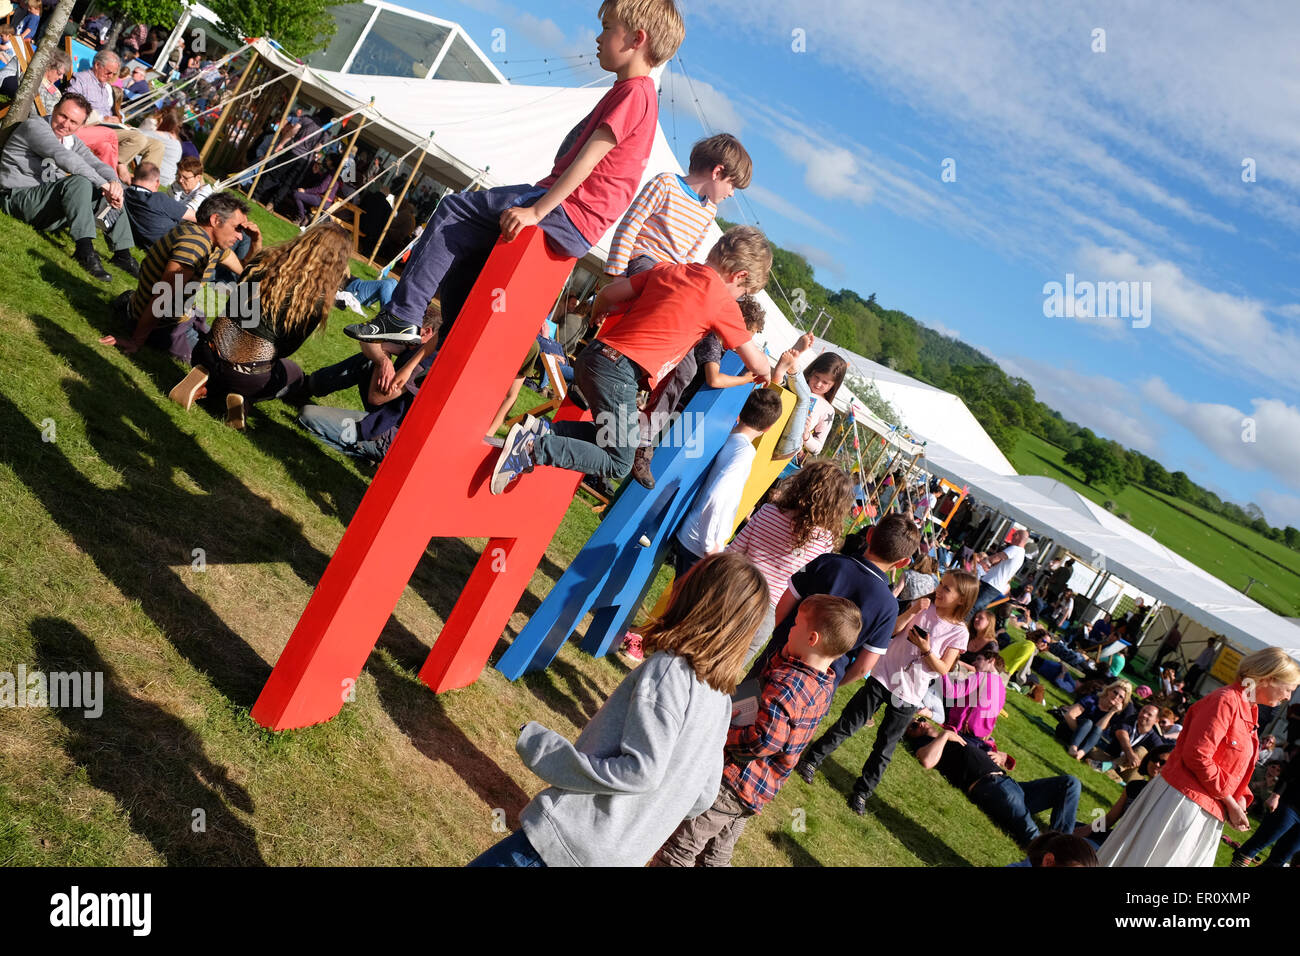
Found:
[597,263,751,389]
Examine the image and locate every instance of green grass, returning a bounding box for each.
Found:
[0,209,1265,866]
[1007,429,1300,616]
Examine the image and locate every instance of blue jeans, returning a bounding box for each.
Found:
[971,773,1081,845]
[533,343,640,479]
[467,829,547,867]
[1238,802,1300,866]
[387,184,590,336]
[299,405,391,462]
[1055,715,1106,753]
[345,277,397,311]
[775,366,812,458]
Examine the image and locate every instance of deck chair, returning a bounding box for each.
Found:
[0,34,46,119]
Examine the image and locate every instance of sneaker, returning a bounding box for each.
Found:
[485,435,505,449]
[73,246,111,282]
[168,365,209,410]
[522,415,551,440]
[225,393,245,430]
[490,421,535,494]
[631,446,655,489]
[619,632,644,662]
[343,311,421,344]
[795,759,817,784]
[848,791,868,815]
[108,249,140,277]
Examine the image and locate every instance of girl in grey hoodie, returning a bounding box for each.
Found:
[469,552,770,867]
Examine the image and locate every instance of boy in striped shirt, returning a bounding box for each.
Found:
[604,134,755,488]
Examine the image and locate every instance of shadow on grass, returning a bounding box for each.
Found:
[766,830,822,867]
[240,409,369,521]
[2,317,340,707]
[366,629,531,828]
[31,617,265,865]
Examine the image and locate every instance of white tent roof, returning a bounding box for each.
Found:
[924,443,1300,657]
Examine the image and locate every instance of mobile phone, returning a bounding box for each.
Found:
[912,624,929,639]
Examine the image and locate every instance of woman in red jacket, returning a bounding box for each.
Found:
[1098,647,1299,866]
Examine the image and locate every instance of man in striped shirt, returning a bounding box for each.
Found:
[101,192,259,359]
[604,134,756,488]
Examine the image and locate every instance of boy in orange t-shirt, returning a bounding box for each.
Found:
[490,226,774,493]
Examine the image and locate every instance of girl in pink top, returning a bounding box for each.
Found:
[942,647,1007,744]
[732,462,855,665]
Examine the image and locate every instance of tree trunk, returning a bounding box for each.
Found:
[2,0,78,129]
[104,16,126,53]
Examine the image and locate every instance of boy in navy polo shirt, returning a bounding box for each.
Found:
[748,513,920,689]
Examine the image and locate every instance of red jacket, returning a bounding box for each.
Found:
[1159,683,1258,821]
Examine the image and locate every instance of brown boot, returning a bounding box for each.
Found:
[631,446,655,489]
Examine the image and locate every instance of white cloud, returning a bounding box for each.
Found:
[1074,246,1300,391]
[1255,489,1300,530]
[658,68,746,134]
[744,183,845,239]
[1141,380,1300,492]
[788,242,847,281]
[776,137,873,203]
[997,354,1163,455]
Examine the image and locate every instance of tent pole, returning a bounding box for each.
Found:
[249,71,302,199]
[313,114,368,226]
[367,139,428,266]
[200,49,258,164]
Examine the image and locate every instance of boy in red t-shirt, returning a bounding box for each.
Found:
[490,226,774,493]
[344,1,685,349]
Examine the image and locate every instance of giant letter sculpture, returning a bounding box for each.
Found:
[252,228,579,730]
[496,370,795,677]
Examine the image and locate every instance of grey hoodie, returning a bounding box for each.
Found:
[518,651,731,867]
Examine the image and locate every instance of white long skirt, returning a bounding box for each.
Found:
[1098,776,1222,867]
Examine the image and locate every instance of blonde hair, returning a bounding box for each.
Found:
[1103,679,1134,706]
[641,552,768,694]
[598,0,685,67]
[1236,647,1300,687]
[799,594,861,659]
[242,222,352,338]
[706,225,772,293]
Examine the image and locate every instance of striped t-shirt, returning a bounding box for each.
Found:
[605,172,716,276]
[727,504,836,608]
[130,220,224,326]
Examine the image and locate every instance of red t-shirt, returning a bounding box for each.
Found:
[597,263,751,389]
[535,75,657,246]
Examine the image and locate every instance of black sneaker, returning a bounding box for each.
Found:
[795,759,817,784]
[848,791,868,815]
[344,311,420,344]
[73,247,111,282]
[108,249,140,277]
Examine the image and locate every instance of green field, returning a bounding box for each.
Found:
[1007,430,1300,617]
[0,208,1264,867]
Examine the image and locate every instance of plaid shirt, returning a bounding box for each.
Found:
[723,649,836,813]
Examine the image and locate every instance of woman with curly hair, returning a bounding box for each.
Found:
[727,460,855,665]
[169,222,352,429]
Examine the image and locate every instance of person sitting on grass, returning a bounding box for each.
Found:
[1050,679,1133,761]
[905,717,1082,847]
[100,192,259,360]
[0,93,138,282]
[122,161,195,251]
[467,550,768,868]
[651,594,861,867]
[941,645,1007,748]
[297,302,441,465]
[168,222,352,430]
[1075,744,1174,849]
[1083,702,1164,780]
[171,156,214,212]
[487,226,774,494]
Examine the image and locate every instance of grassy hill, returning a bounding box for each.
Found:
[1007,429,1300,617]
[2,207,1266,866]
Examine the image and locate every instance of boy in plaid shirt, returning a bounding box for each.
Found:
[651,594,861,866]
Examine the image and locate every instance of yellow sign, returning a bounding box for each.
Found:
[1209,644,1242,685]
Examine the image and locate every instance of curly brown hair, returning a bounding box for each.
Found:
[242,222,352,338]
[768,461,854,550]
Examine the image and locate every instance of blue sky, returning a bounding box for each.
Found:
[405,0,1300,530]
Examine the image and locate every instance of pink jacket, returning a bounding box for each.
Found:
[942,670,1006,741]
[1159,683,1258,821]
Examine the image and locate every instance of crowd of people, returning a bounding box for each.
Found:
[4,0,1297,870]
